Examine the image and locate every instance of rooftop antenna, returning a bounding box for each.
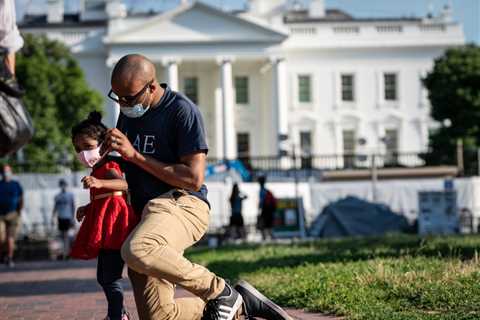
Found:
[427,0,434,18]
[292,0,303,11]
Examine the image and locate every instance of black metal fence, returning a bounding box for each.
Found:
[5,150,480,176]
[208,152,459,171]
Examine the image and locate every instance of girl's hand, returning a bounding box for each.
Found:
[76,206,86,222]
[81,176,103,189]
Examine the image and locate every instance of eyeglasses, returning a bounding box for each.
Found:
[108,80,153,105]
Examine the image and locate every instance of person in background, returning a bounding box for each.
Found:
[257,176,277,240]
[0,0,24,97]
[0,164,23,268]
[52,179,75,260]
[229,183,247,240]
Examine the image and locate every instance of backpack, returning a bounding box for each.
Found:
[0,92,34,157]
[263,190,277,211]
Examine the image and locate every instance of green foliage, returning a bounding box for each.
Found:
[12,34,103,171]
[187,235,480,320]
[423,45,480,166]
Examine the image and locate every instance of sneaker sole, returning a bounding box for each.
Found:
[236,280,293,320]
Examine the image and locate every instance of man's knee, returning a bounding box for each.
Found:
[121,232,168,269]
[153,304,173,320]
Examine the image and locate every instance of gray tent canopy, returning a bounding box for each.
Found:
[309,196,409,238]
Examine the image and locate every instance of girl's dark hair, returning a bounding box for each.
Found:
[71,111,107,142]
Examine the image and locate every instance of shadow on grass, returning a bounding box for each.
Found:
[192,236,480,282]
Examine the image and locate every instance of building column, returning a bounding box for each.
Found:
[376,122,386,153]
[218,57,236,160]
[271,57,288,156]
[162,58,180,91]
[106,58,120,127]
[332,120,343,168]
[214,87,224,159]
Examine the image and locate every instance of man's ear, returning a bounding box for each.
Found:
[149,82,156,94]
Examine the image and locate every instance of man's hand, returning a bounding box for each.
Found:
[81,176,103,189]
[103,128,138,161]
[76,206,86,222]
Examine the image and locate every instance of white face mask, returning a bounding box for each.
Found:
[2,171,12,180]
[120,90,151,118]
[76,145,102,168]
[120,104,150,118]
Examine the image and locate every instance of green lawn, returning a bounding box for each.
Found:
[186,235,480,320]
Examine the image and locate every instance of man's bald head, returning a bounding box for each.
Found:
[111,54,156,94]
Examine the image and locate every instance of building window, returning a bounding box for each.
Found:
[236,132,250,159]
[184,77,198,104]
[235,76,249,104]
[384,73,398,101]
[298,75,311,103]
[300,131,313,169]
[342,129,356,168]
[385,129,399,165]
[341,74,355,102]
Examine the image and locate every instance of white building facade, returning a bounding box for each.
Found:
[19,0,465,164]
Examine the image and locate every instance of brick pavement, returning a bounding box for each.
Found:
[0,260,340,320]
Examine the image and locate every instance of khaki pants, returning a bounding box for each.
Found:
[121,190,225,320]
[0,211,20,240]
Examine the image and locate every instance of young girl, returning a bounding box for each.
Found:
[70,111,138,320]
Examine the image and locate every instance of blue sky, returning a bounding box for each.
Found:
[17,0,479,43]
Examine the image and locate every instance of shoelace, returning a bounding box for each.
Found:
[203,299,222,320]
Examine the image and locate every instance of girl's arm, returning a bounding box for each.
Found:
[82,168,128,191]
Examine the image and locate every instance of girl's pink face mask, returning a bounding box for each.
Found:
[76,146,102,168]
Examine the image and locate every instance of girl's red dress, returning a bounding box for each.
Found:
[70,161,138,259]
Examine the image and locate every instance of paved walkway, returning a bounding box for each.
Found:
[0,260,339,320]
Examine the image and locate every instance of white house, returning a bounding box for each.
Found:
[19,0,465,166]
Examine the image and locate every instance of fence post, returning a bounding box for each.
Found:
[478,148,480,177]
[456,139,464,176]
[371,153,378,202]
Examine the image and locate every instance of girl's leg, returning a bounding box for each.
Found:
[97,250,125,320]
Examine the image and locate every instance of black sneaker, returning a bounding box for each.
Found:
[235,280,293,320]
[5,257,15,269]
[202,283,243,320]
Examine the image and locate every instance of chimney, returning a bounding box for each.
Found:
[47,0,64,24]
[439,3,454,23]
[106,0,127,19]
[248,0,285,17]
[309,0,325,18]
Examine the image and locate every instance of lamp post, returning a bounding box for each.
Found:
[358,136,388,203]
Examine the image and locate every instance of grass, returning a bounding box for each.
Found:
[185,235,480,320]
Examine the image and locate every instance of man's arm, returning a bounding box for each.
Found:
[17,183,23,213]
[104,128,207,192]
[131,151,206,191]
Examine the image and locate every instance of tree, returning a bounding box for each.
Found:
[12,34,103,171]
[423,45,480,169]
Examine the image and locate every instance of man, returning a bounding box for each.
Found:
[104,54,292,320]
[257,176,277,240]
[52,179,75,259]
[0,164,23,267]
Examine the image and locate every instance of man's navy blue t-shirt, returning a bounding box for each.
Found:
[0,180,23,215]
[117,83,209,213]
